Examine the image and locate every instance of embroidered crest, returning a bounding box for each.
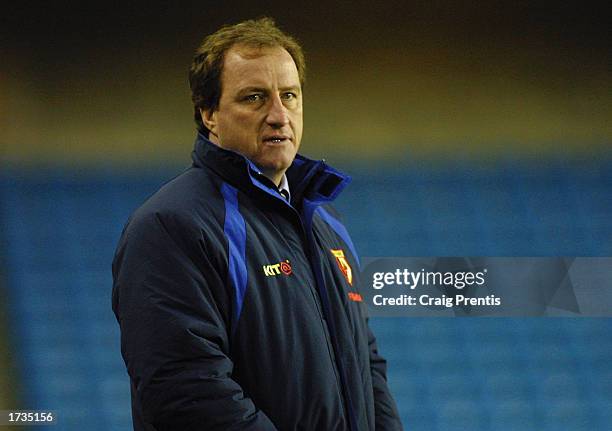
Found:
[330,249,353,286]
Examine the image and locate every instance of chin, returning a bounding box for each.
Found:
[261,161,291,173]
[260,153,295,170]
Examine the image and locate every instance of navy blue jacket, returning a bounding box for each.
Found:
[112,134,403,430]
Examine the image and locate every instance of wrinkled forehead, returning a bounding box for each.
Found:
[220,44,300,90]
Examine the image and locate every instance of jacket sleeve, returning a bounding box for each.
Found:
[112,210,277,431]
[367,321,404,430]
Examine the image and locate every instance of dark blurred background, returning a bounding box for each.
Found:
[1,1,611,430]
[2,0,610,162]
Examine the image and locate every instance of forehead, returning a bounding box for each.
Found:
[221,45,300,90]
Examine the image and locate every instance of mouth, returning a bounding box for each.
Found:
[262,135,291,145]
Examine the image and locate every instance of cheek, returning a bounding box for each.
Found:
[292,113,304,139]
[219,111,260,138]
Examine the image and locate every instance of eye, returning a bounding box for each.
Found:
[244,93,264,102]
[281,92,297,100]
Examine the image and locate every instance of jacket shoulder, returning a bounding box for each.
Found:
[314,203,360,264]
[132,167,221,226]
[116,167,226,259]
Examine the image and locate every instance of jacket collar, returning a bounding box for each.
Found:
[191,132,351,206]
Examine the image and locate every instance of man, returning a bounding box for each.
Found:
[112,17,403,431]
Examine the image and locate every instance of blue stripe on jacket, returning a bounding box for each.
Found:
[316,206,360,268]
[220,182,248,332]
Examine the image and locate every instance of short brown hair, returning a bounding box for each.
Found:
[189,17,306,136]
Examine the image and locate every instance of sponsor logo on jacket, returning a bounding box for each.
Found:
[263,260,293,277]
[347,292,363,302]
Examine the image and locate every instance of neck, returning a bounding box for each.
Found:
[263,171,283,187]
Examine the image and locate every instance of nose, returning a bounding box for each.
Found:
[265,93,289,128]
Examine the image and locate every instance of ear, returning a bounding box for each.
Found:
[201,108,218,138]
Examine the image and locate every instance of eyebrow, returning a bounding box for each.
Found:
[237,86,301,95]
[279,85,301,93]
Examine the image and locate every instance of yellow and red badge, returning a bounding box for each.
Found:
[330,249,353,286]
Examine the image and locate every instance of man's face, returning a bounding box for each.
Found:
[203,44,303,185]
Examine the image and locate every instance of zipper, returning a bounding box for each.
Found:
[247,161,356,429]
